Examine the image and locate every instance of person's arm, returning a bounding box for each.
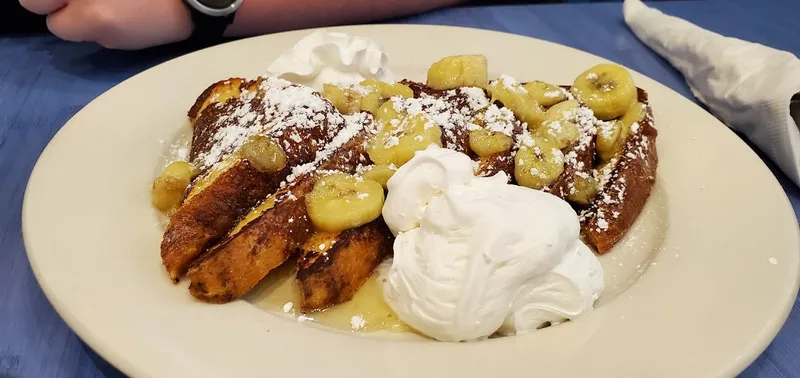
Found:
[18,0,464,50]
[227,0,463,37]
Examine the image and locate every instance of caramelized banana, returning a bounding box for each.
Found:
[322,80,413,115]
[361,79,414,99]
[524,81,568,107]
[571,63,637,120]
[514,137,565,190]
[596,102,646,161]
[152,161,195,213]
[358,79,414,114]
[487,77,546,126]
[362,163,397,188]
[568,174,599,205]
[469,129,513,157]
[237,135,287,173]
[305,173,385,232]
[427,55,489,90]
[368,102,443,167]
[619,101,647,130]
[322,84,361,114]
[543,100,579,123]
[538,100,580,149]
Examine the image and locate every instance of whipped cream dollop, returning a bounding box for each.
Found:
[380,146,604,342]
[267,30,395,90]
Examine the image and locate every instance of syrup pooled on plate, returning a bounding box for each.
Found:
[247,262,411,333]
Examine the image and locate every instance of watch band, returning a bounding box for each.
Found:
[183,1,237,44]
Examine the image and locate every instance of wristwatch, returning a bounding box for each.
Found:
[183,0,244,43]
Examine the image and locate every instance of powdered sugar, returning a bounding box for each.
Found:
[497,74,527,93]
[474,105,516,136]
[283,112,370,185]
[194,76,343,170]
[387,88,491,150]
[350,315,366,330]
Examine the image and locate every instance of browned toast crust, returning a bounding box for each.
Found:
[161,160,284,282]
[297,220,393,312]
[187,182,315,303]
[187,78,247,121]
[476,153,515,179]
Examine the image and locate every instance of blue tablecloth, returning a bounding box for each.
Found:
[2,1,799,377]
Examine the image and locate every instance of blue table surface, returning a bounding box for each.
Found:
[2,0,800,377]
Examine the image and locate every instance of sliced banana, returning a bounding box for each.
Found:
[305,173,385,232]
[469,128,513,157]
[359,79,414,114]
[237,135,287,173]
[524,81,568,108]
[596,101,646,161]
[322,84,361,114]
[618,101,647,130]
[368,111,443,167]
[535,100,580,149]
[321,80,413,115]
[568,174,599,205]
[539,121,580,150]
[571,63,637,121]
[362,163,397,188]
[361,78,414,99]
[487,77,546,127]
[596,120,624,162]
[514,138,565,190]
[375,99,401,125]
[427,55,489,90]
[152,161,195,213]
[543,100,579,123]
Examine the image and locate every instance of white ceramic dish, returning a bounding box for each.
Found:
[23,25,800,378]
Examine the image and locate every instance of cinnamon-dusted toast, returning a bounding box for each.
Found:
[580,89,658,253]
[187,115,375,302]
[296,220,393,312]
[161,76,346,282]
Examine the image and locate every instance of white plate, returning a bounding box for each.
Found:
[23,25,800,378]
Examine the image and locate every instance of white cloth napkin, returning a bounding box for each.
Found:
[623,0,800,186]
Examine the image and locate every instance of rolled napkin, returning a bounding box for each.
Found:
[623,0,800,186]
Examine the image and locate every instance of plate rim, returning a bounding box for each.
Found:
[22,24,800,378]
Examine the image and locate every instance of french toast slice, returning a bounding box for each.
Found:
[187,78,249,122]
[296,219,393,312]
[580,89,658,253]
[187,179,315,303]
[186,114,375,302]
[161,77,345,282]
[161,160,288,282]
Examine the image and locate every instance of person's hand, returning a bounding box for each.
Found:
[19,0,193,49]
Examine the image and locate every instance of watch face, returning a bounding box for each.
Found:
[197,0,235,9]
